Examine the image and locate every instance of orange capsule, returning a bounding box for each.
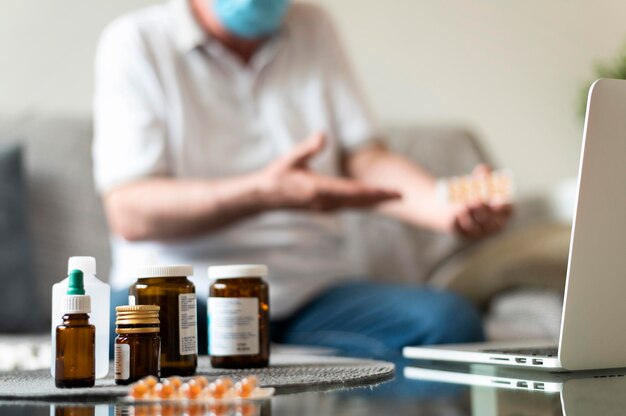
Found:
[191,375,209,389]
[129,381,149,399]
[217,377,233,390]
[207,383,225,399]
[155,382,175,400]
[182,381,203,400]
[242,376,257,389]
[207,381,228,399]
[164,376,183,391]
[143,375,159,389]
[235,376,257,398]
[234,382,250,398]
[208,378,231,399]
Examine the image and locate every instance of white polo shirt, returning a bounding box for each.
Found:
[93,0,379,318]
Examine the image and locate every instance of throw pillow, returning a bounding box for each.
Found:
[0,143,43,332]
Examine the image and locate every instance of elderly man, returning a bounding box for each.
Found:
[94,0,511,360]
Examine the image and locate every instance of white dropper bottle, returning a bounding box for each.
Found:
[50,256,111,378]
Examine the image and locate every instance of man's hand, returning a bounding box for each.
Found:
[260,133,400,211]
[450,165,513,239]
[345,145,512,240]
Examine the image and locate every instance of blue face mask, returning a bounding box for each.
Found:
[213,0,291,40]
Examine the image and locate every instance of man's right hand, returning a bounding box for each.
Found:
[259,133,400,211]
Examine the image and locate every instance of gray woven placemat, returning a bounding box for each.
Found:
[0,354,394,401]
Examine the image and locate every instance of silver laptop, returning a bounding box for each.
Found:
[403,78,626,371]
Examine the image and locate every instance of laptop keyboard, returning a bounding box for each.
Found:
[482,346,558,357]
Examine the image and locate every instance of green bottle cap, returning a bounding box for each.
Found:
[67,269,85,295]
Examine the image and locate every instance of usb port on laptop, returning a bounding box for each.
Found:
[532,359,544,365]
[515,358,527,364]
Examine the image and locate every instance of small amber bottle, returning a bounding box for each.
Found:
[55,270,95,388]
[115,305,161,385]
[129,265,197,377]
[208,264,270,369]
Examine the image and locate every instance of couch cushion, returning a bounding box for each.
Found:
[0,114,111,320]
[428,223,570,307]
[0,143,44,332]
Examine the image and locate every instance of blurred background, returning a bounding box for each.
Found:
[0,0,626,368]
[2,0,626,197]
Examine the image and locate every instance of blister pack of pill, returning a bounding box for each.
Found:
[127,375,274,403]
[436,169,514,205]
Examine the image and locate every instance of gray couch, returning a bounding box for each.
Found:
[0,114,569,339]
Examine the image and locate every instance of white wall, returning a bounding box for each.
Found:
[1,0,625,195]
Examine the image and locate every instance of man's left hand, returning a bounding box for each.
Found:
[451,165,513,239]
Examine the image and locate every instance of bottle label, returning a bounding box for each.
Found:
[208,297,259,356]
[114,344,130,380]
[179,293,198,356]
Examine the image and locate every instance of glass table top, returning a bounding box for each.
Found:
[2,360,626,415]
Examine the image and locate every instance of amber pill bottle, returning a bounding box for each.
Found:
[208,264,270,369]
[55,270,95,388]
[114,305,161,385]
[129,265,197,377]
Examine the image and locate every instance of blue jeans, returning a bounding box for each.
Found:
[271,281,484,362]
[111,280,483,363]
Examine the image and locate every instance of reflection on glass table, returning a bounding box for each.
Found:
[5,361,626,416]
[404,361,626,416]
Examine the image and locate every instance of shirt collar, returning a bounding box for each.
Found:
[170,0,208,52]
[170,0,290,71]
